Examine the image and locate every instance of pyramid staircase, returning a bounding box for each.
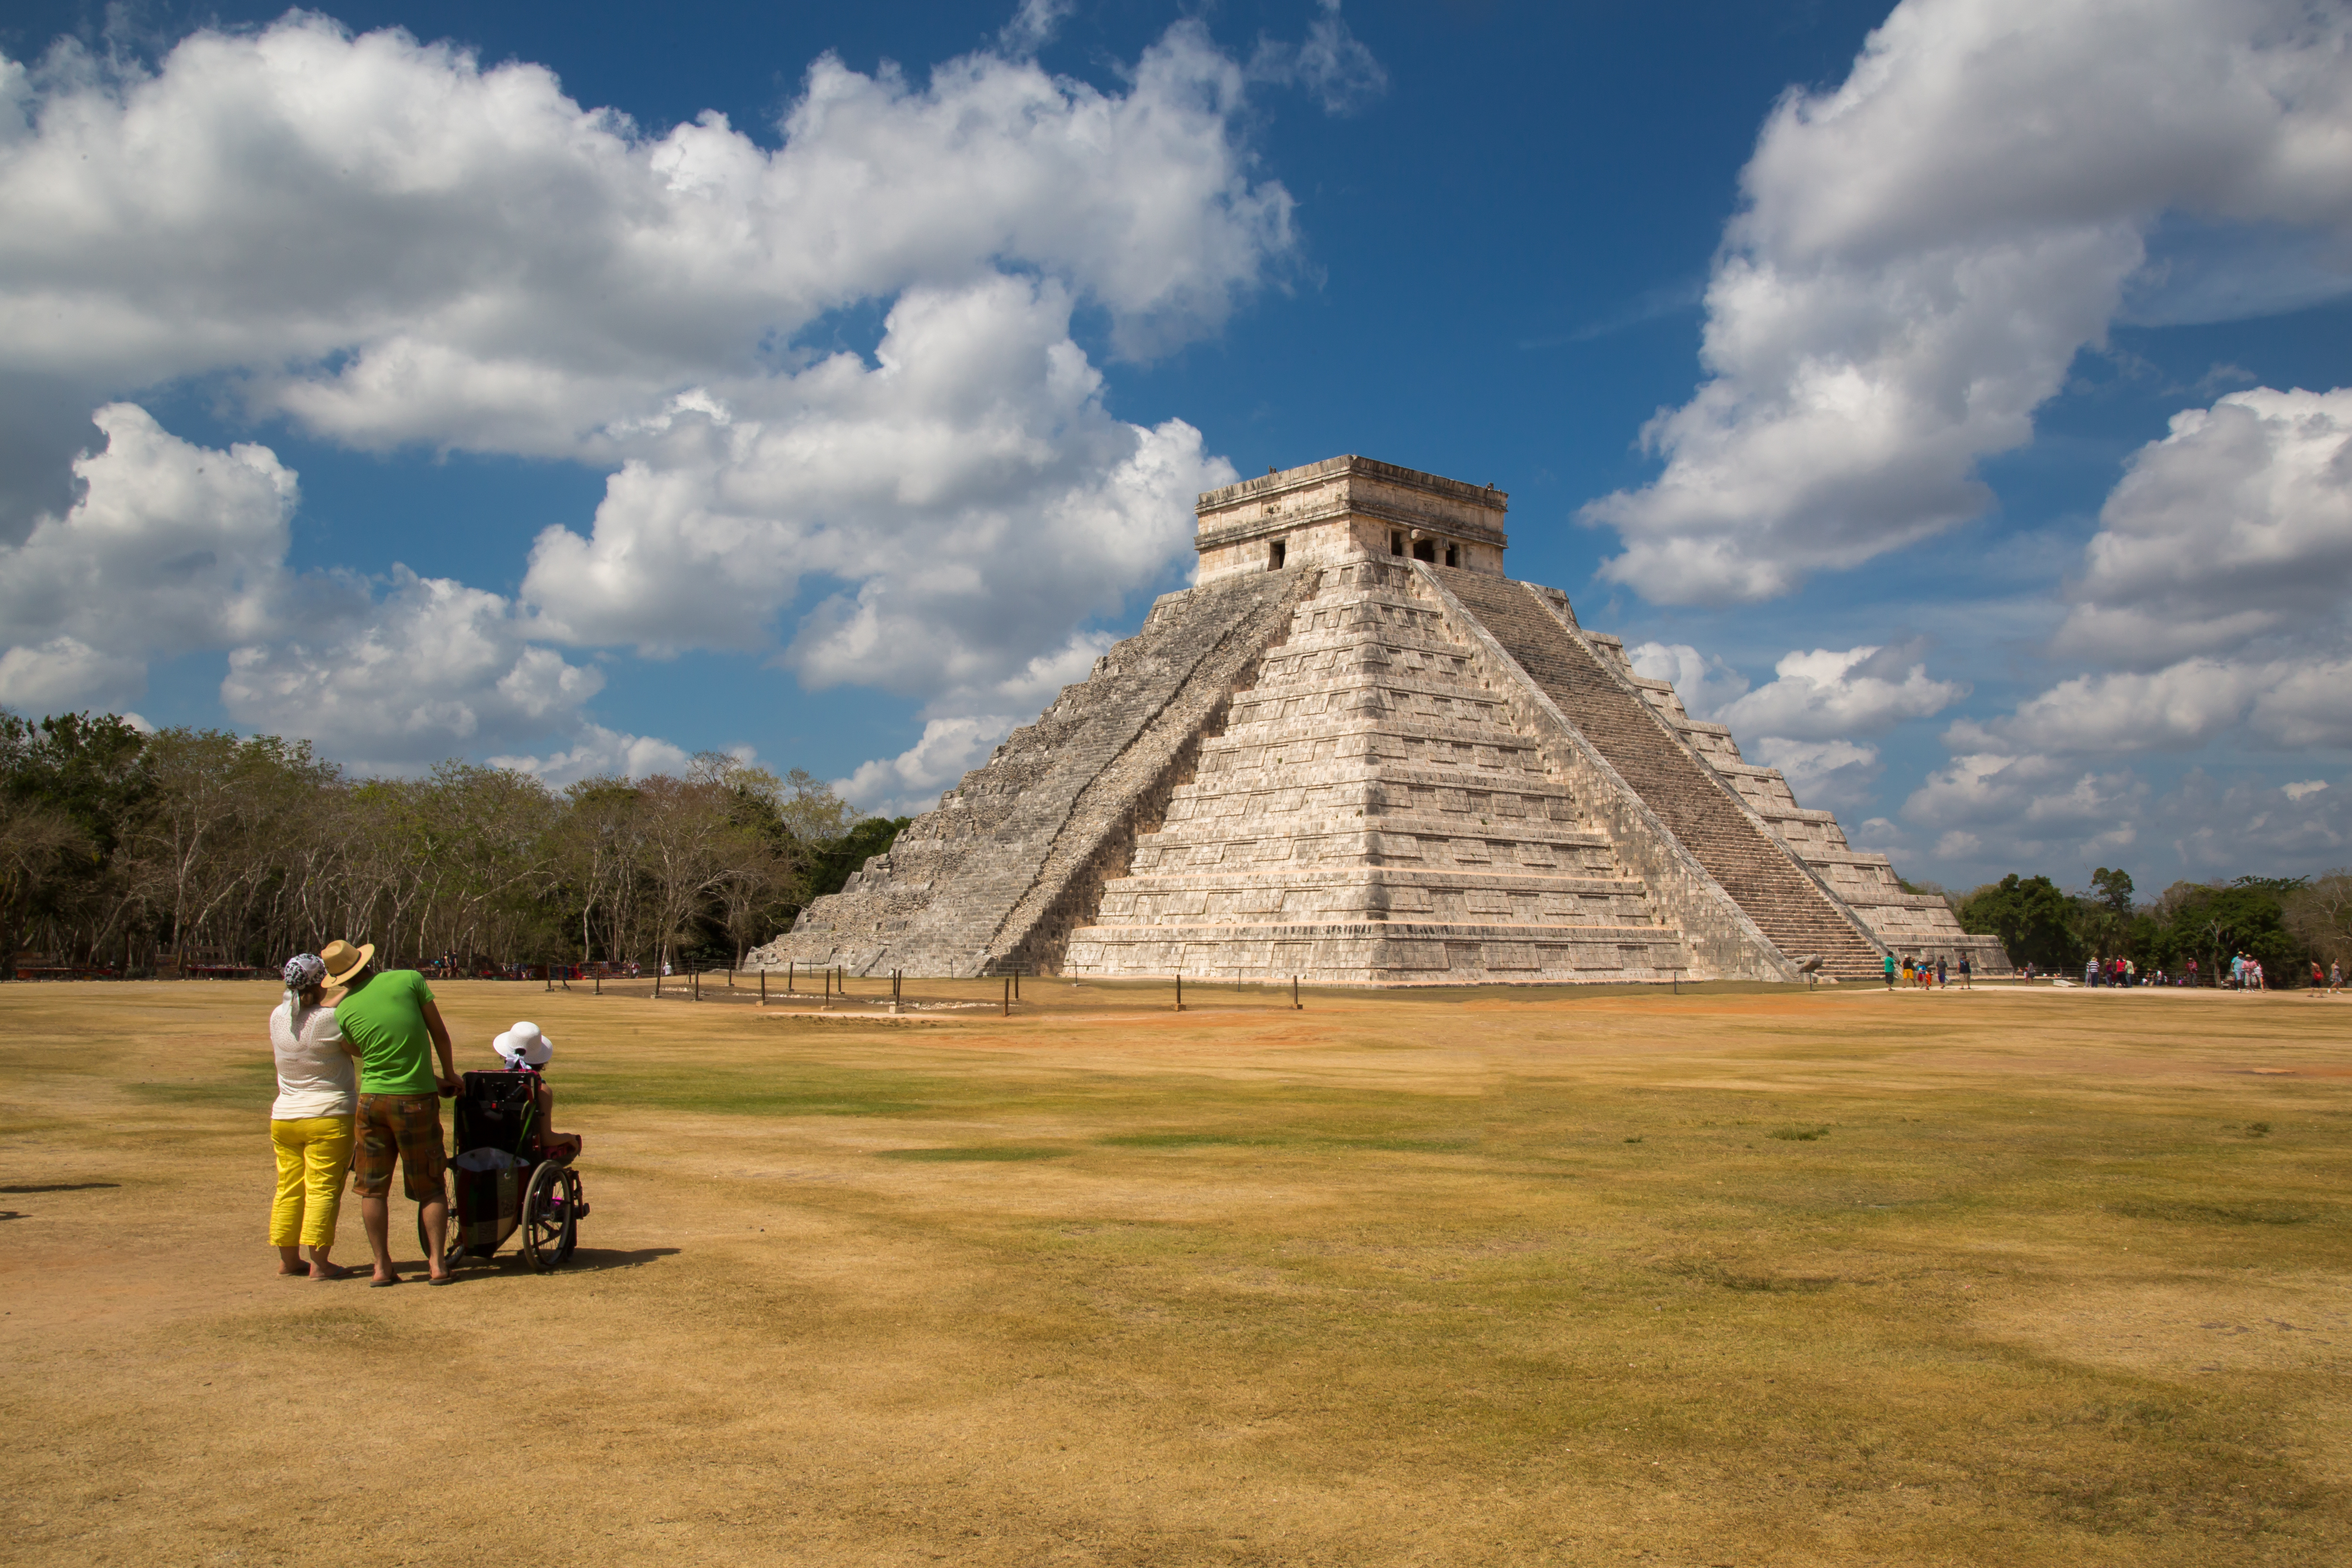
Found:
[1061,559,1697,982]
[1441,572,1884,980]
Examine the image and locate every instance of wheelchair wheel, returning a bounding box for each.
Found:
[520,1160,579,1271]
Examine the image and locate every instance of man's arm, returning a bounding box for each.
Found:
[421,998,460,1091]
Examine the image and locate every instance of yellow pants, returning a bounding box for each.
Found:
[270,1116,354,1249]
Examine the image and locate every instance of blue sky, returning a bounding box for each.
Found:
[3,0,2350,895]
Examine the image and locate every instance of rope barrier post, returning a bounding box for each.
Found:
[594,970,600,997]
[545,964,552,993]
[1002,974,1009,1016]
[654,964,662,998]
[787,959,794,993]
[1293,974,1300,1010]
[1013,971,1020,1001]
[759,969,767,1008]
[693,969,699,1002]
[1175,973,1182,1013]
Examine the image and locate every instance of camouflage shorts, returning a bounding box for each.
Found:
[353,1094,447,1203]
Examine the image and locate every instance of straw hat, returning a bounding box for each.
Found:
[319,939,374,987]
[492,1021,552,1066]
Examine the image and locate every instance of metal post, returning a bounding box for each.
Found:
[693,969,699,1002]
[545,965,552,992]
[787,959,794,993]
[594,970,600,997]
[1002,974,1009,1016]
[1013,971,1020,1001]
[1175,973,1182,1012]
[1293,974,1300,1010]
[654,963,662,998]
[760,969,767,1007]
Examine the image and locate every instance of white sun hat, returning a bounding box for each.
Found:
[492,1021,553,1066]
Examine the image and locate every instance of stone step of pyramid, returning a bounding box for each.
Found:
[1436,572,1885,979]
[1059,558,1702,983]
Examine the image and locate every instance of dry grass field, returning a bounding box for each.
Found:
[2,975,2347,1566]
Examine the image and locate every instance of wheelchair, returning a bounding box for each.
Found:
[416,1069,586,1272]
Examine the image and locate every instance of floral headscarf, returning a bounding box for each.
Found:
[283,952,327,1010]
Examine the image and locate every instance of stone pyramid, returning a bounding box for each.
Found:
[751,456,2008,985]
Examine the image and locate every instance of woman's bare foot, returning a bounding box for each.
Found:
[278,1245,306,1276]
[309,1258,352,1280]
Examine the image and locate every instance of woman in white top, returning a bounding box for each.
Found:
[269,953,360,1279]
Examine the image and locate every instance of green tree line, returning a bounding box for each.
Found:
[1951,864,2352,983]
[1,710,908,977]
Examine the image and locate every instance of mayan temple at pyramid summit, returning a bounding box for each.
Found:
[750,456,2011,986]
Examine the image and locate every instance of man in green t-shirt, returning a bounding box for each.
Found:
[322,939,461,1286]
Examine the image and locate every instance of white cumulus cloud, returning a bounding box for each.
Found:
[1747,737,1884,811]
[521,276,1229,693]
[1627,640,1750,719]
[0,11,1312,785]
[0,403,296,708]
[488,724,697,786]
[1715,641,1966,741]
[1951,385,2352,759]
[0,15,1294,465]
[221,565,610,773]
[836,714,1018,817]
[2056,387,2352,667]
[1582,0,2352,604]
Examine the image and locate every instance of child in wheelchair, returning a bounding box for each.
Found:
[432,1021,590,1270]
[490,1022,586,1186]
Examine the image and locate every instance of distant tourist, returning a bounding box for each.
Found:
[2332,961,2342,996]
[1957,955,1971,989]
[325,938,462,1287]
[2085,956,2098,987]
[1935,956,1947,988]
[1883,952,1896,991]
[268,953,355,1281]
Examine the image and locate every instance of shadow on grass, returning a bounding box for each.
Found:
[0,1181,120,1193]
[425,1245,682,1278]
